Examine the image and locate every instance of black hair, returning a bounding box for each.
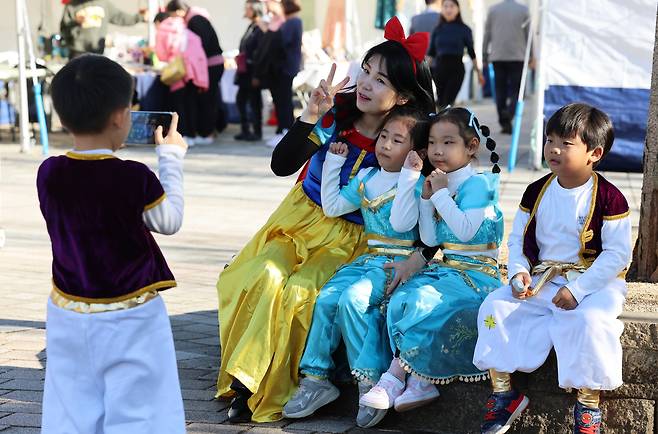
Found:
[283,0,301,15]
[246,0,266,18]
[154,12,170,23]
[381,105,427,150]
[426,0,438,5]
[545,103,614,161]
[51,54,133,135]
[428,107,500,173]
[165,0,189,13]
[335,40,435,132]
[437,0,464,28]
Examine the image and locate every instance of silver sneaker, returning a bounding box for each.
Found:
[282,377,340,418]
[356,382,388,428]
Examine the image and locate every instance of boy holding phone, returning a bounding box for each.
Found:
[37,54,188,433]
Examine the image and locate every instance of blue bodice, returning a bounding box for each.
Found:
[341,168,420,248]
[301,109,378,225]
[434,173,503,250]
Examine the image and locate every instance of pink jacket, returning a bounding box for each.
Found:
[155,16,209,91]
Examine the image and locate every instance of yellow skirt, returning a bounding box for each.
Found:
[216,183,366,422]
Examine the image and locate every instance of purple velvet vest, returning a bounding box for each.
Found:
[520,173,630,268]
[37,152,176,301]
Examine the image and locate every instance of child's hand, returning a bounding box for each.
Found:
[510,272,532,299]
[552,286,578,310]
[427,169,449,192]
[301,63,350,124]
[329,142,348,157]
[384,251,426,295]
[421,177,434,200]
[155,113,187,150]
[403,150,424,172]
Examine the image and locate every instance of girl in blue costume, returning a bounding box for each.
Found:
[282,107,427,428]
[359,107,503,423]
[216,17,435,423]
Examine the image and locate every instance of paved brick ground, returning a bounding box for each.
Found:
[0,99,643,433]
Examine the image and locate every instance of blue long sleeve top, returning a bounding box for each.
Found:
[428,21,476,65]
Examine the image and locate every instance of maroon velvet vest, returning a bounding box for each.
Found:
[519,173,630,268]
[37,152,176,302]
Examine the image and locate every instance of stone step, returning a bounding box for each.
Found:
[312,309,658,433]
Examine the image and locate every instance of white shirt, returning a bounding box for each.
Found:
[507,176,632,302]
[321,152,414,247]
[417,164,498,259]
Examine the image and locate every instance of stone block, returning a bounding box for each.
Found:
[620,322,658,351]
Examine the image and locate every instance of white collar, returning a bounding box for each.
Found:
[71,148,114,155]
[378,167,401,180]
[447,163,476,195]
[552,174,594,195]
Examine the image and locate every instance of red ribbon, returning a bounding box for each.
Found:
[383,17,429,74]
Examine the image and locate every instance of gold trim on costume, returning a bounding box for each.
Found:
[577,388,600,408]
[368,247,415,257]
[529,261,589,296]
[349,150,368,180]
[578,173,598,264]
[309,131,321,147]
[522,174,556,265]
[603,210,630,221]
[519,204,530,213]
[144,193,167,211]
[439,256,499,279]
[52,279,176,304]
[441,242,499,251]
[489,369,512,393]
[51,288,159,313]
[361,188,397,212]
[366,234,415,247]
[65,152,117,161]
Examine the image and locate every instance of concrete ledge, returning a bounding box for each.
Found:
[318,285,658,433]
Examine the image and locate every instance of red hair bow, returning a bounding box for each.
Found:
[384,17,429,74]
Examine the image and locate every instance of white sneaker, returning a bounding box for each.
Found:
[195,135,214,145]
[357,382,388,428]
[265,129,288,148]
[359,372,406,410]
[394,375,440,412]
[183,136,197,147]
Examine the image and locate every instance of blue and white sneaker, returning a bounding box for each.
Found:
[573,401,602,434]
[481,390,529,434]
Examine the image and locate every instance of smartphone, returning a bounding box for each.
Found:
[126,111,173,145]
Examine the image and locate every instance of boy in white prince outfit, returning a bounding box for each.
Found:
[472,103,632,434]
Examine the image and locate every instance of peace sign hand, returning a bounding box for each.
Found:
[301,63,350,125]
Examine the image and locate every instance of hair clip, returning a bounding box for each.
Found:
[465,108,485,144]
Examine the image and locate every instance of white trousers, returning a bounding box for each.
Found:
[472,275,626,390]
[41,296,185,434]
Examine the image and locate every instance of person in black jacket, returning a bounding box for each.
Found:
[166,0,224,145]
[234,1,265,141]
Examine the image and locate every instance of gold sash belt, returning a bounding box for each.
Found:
[528,261,589,296]
[50,289,159,314]
[527,261,626,296]
[367,246,415,257]
[439,255,500,279]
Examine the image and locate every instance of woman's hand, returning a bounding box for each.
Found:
[300,63,350,125]
[383,251,427,295]
[328,142,348,157]
[477,70,485,87]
